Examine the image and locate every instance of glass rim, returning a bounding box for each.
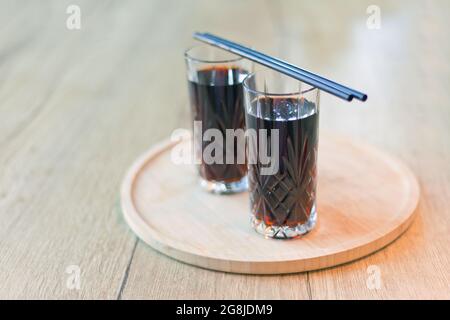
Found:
[243,71,319,97]
[184,44,244,64]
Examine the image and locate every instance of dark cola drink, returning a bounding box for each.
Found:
[188,66,249,192]
[245,96,319,238]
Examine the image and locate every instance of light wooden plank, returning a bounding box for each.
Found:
[0,0,180,299]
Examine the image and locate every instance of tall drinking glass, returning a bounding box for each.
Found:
[185,45,252,194]
[243,68,320,239]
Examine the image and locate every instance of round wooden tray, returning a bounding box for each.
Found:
[121,134,420,274]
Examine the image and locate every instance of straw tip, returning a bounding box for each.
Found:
[351,94,368,102]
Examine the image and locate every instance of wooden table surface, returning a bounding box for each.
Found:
[0,0,449,299]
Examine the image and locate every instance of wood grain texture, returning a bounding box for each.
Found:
[0,0,449,299]
[120,135,419,274]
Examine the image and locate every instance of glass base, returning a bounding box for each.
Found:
[252,205,317,239]
[199,176,248,194]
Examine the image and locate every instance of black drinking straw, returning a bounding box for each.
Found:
[202,33,367,102]
[193,32,367,102]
